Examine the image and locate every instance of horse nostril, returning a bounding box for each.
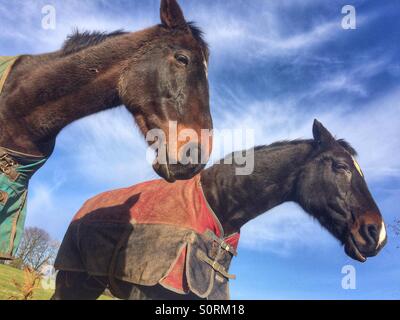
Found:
[365,224,379,244]
[178,143,202,166]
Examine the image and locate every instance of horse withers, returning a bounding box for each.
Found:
[0,0,213,259]
[53,120,387,300]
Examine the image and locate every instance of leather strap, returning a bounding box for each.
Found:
[0,190,8,205]
[196,249,236,280]
[204,229,237,256]
[0,150,19,181]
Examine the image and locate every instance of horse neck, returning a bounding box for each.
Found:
[0,29,156,156]
[200,141,314,235]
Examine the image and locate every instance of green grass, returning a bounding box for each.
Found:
[0,264,113,300]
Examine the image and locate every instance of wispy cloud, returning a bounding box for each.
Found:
[240,203,336,256]
[185,0,375,66]
[57,107,157,188]
[0,0,153,54]
[306,56,391,98]
[212,86,400,179]
[26,177,70,239]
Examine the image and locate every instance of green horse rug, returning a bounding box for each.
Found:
[0,56,49,259]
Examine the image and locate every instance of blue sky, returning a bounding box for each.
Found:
[1,0,399,299]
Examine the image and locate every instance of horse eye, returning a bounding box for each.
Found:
[175,54,189,66]
[333,163,349,172]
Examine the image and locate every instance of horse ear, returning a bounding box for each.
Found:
[160,0,187,29]
[312,119,336,147]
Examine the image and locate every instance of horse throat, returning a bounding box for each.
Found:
[200,143,314,235]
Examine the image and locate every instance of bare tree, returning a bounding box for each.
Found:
[14,227,60,272]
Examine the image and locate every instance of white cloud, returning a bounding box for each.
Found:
[184,1,374,65]
[306,56,390,98]
[0,0,153,53]
[26,180,70,239]
[57,107,157,188]
[240,202,336,256]
[213,87,400,178]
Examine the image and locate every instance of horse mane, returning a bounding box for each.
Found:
[61,22,209,57]
[186,22,209,58]
[254,139,312,151]
[337,139,358,156]
[61,30,127,56]
[253,139,358,156]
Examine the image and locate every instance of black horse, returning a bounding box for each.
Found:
[53,120,387,299]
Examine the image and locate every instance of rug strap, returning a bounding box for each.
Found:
[203,229,237,256]
[196,250,236,280]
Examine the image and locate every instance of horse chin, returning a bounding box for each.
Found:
[344,235,367,263]
[152,162,176,183]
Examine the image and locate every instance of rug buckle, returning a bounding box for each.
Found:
[0,154,19,180]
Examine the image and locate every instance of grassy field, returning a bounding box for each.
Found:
[0,264,112,300]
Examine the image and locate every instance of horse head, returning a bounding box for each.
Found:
[296,120,387,262]
[119,0,212,182]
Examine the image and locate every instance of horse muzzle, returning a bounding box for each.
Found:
[344,220,387,262]
[152,142,208,182]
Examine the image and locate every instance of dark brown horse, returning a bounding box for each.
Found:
[53,120,387,300]
[0,0,212,182]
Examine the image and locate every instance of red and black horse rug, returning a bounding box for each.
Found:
[55,175,240,300]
